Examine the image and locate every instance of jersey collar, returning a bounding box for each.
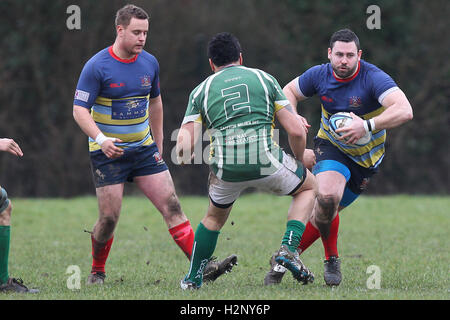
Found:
[108,46,139,63]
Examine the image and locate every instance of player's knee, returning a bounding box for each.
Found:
[98,215,118,233]
[316,193,339,221]
[166,192,182,216]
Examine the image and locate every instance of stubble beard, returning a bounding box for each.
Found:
[332,63,357,79]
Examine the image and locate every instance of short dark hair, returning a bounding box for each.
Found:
[329,28,361,51]
[115,4,149,27]
[207,32,241,67]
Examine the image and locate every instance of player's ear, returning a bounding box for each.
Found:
[327,47,332,59]
[209,59,216,73]
[116,24,124,37]
[238,53,243,65]
[357,49,362,60]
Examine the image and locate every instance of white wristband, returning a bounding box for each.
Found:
[369,118,376,131]
[95,133,114,146]
[363,120,370,134]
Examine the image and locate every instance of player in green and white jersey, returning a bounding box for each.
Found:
[0,138,38,293]
[177,32,317,289]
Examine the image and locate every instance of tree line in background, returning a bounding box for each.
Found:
[0,0,448,197]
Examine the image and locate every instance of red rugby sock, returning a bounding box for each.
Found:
[297,221,321,254]
[169,220,194,260]
[321,213,340,260]
[91,235,114,274]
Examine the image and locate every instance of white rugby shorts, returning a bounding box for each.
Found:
[208,152,306,208]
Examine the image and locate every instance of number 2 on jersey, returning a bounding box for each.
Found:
[221,84,251,120]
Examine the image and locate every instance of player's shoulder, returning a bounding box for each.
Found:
[235,66,279,84]
[80,47,110,76]
[85,47,110,64]
[360,59,387,75]
[359,59,394,81]
[237,65,270,75]
[299,63,329,81]
[138,50,159,66]
[308,63,329,76]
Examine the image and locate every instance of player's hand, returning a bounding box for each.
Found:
[0,138,23,157]
[302,148,316,170]
[101,138,124,159]
[335,112,365,145]
[297,115,311,133]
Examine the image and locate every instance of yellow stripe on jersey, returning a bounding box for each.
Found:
[182,113,203,125]
[105,127,150,141]
[88,94,153,152]
[319,104,387,168]
[92,109,149,126]
[274,99,290,112]
[88,133,153,152]
[95,95,150,107]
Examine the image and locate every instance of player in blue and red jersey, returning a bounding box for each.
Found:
[264,29,413,286]
[73,4,236,285]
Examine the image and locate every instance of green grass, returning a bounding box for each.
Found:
[2,194,449,300]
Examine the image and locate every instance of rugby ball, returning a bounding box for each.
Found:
[329,112,372,146]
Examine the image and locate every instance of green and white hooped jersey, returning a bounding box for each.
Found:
[182,65,290,182]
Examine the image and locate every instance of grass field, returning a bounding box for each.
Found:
[2,194,449,302]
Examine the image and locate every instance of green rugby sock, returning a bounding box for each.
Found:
[282,220,306,252]
[0,226,11,285]
[185,222,219,286]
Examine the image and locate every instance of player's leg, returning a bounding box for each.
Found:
[181,174,241,289]
[181,200,233,289]
[136,170,238,283]
[135,170,194,258]
[0,188,38,293]
[125,144,193,259]
[284,170,316,251]
[87,183,124,284]
[261,155,316,285]
[314,155,375,286]
[87,147,133,284]
[272,169,317,284]
[313,170,346,238]
[312,168,347,286]
[0,191,11,288]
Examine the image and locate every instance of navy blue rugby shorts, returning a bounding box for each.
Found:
[89,143,168,188]
[312,137,378,208]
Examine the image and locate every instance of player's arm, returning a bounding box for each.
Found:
[284,77,316,167]
[283,79,308,112]
[336,90,413,144]
[73,105,123,159]
[283,79,311,131]
[148,95,164,155]
[276,104,307,161]
[176,121,202,165]
[372,89,413,130]
[0,138,23,157]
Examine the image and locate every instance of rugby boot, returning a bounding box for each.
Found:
[274,245,314,284]
[86,271,106,285]
[180,278,200,290]
[203,254,238,282]
[264,251,287,285]
[323,256,341,286]
[0,277,39,293]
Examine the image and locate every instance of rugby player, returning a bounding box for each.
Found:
[73,4,236,285]
[177,32,317,289]
[0,138,38,293]
[265,28,413,286]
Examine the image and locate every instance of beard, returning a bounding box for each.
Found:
[332,63,358,79]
